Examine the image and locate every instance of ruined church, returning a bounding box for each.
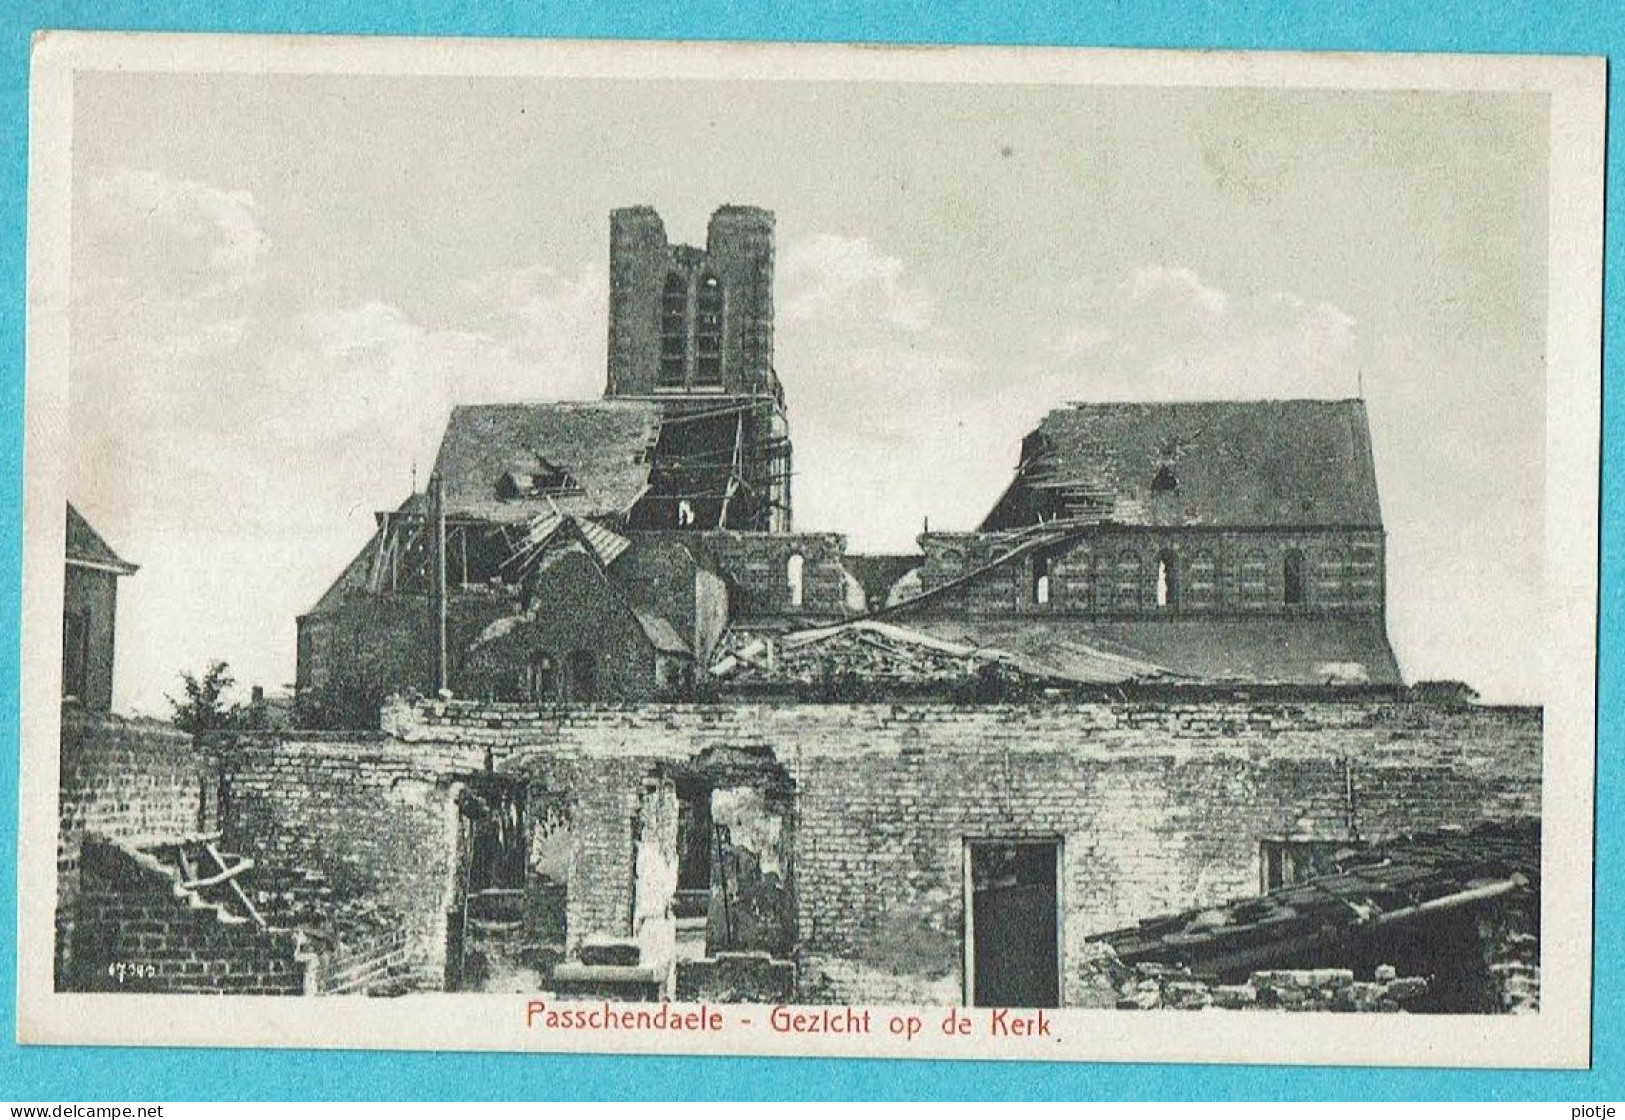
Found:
[59,206,1537,1014]
[295,204,1401,718]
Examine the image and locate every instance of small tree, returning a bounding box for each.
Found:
[168,660,248,734]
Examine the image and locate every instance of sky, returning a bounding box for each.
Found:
[64,70,1550,713]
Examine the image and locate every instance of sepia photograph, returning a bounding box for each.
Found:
[17,34,1604,1068]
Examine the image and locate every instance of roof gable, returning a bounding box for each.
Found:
[66,503,137,574]
[431,401,662,523]
[982,400,1383,530]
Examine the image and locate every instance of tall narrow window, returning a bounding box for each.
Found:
[528,652,556,703]
[695,274,724,386]
[787,553,805,609]
[1031,554,1051,606]
[62,608,89,701]
[1156,551,1178,610]
[1283,548,1307,607]
[659,273,687,387]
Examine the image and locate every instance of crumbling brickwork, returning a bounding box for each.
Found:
[701,531,855,620]
[56,709,216,985]
[213,731,466,989]
[606,206,775,398]
[220,697,1538,1004]
[70,837,309,995]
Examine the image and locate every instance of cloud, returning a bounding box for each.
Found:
[67,174,610,709]
[780,234,936,333]
[79,166,268,290]
[1031,266,1360,401]
[452,263,607,395]
[776,237,1370,550]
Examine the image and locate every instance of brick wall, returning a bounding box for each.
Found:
[701,531,854,621]
[296,592,514,727]
[214,731,467,989]
[917,528,1386,616]
[57,709,216,986]
[70,838,309,994]
[310,926,413,995]
[221,697,1538,1005]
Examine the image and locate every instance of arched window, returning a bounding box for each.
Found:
[528,652,556,703]
[787,553,805,609]
[1031,553,1051,606]
[1283,548,1307,607]
[1156,550,1178,610]
[695,274,724,386]
[1151,465,1178,494]
[659,273,687,386]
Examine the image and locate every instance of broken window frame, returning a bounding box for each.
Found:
[1259,837,1365,893]
[694,273,725,387]
[1031,552,1051,607]
[1155,549,1179,611]
[786,553,806,610]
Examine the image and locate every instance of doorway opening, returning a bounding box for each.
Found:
[965,839,1061,1008]
[449,774,528,991]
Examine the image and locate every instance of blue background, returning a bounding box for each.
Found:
[0,0,1618,1102]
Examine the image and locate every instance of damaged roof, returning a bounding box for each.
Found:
[981,400,1384,530]
[714,613,1400,691]
[905,615,1402,687]
[1090,819,1539,977]
[431,401,662,523]
[710,618,1152,689]
[66,503,138,575]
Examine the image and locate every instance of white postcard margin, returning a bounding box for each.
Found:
[15,32,1607,1069]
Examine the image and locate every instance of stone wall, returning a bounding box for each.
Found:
[220,697,1540,1004]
